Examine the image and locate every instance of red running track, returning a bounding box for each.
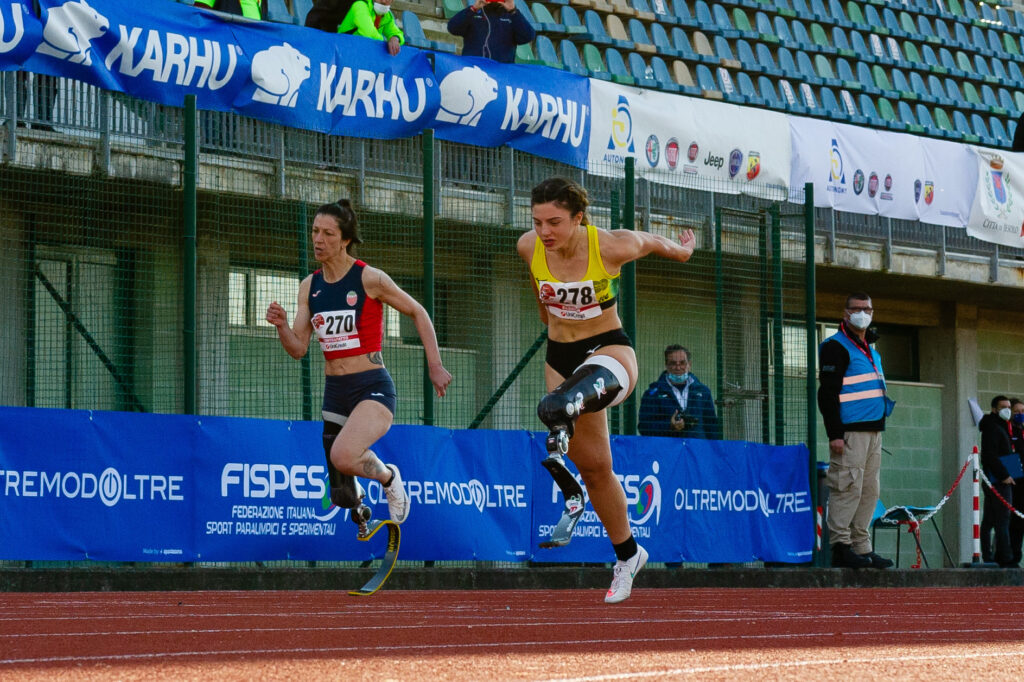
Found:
[2,587,1023,680]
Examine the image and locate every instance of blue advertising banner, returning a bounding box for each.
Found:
[432,52,590,168]
[0,0,41,68]
[0,406,811,563]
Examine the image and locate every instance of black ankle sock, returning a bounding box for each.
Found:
[383,467,395,487]
[613,536,638,562]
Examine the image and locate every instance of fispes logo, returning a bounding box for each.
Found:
[606,95,634,153]
[827,138,845,190]
[37,0,108,66]
[626,461,662,527]
[436,65,498,126]
[251,43,310,107]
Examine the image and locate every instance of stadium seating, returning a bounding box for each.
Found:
[402,11,456,53]
[266,0,292,23]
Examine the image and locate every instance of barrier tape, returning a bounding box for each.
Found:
[977,467,1024,520]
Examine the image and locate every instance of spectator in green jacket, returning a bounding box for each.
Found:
[339,0,405,56]
[194,0,265,20]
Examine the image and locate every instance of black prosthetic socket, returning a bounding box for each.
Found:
[322,421,362,509]
[537,363,623,440]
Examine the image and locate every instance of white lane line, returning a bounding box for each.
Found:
[538,649,1024,681]
[3,627,1024,664]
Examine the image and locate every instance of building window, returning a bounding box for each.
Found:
[229,268,299,328]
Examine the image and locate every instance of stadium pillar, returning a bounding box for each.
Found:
[621,158,637,435]
[421,129,435,426]
[184,95,198,415]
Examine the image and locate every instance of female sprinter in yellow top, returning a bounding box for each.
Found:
[517,177,694,603]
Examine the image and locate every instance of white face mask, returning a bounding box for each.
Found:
[848,311,872,330]
[1000,407,1013,421]
[372,2,388,15]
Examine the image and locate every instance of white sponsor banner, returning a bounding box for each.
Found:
[967,147,1024,248]
[588,80,789,197]
[790,118,975,228]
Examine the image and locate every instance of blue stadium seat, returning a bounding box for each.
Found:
[293,0,312,25]
[628,52,659,87]
[934,19,952,46]
[819,86,847,120]
[974,54,994,81]
[695,63,719,94]
[897,101,921,131]
[266,0,293,23]
[810,0,829,21]
[736,39,762,72]
[650,56,683,92]
[778,79,807,114]
[401,11,456,52]
[829,0,852,26]
[856,62,882,94]
[534,35,562,68]
[650,22,683,57]
[629,18,656,51]
[944,79,967,107]
[849,31,872,61]
[777,47,798,77]
[582,10,623,47]
[758,76,783,109]
[989,30,1007,57]
[938,48,960,75]
[736,71,763,104]
[882,8,903,37]
[835,57,858,86]
[774,16,794,44]
[605,48,635,84]
[791,0,813,19]
[561,6,586,34]
[909,71,930,101]
[798,82,820,114]
[756,43,785,76]
[755,12,777,41]
[915,103,939,136]
[670,26,699,59]
[671,0,700,28]
[833,27,852,53]
[773,0,794,14]
[716,67,744,102]
[953,111,980,142]
[839,88,867,123]
[916,15,932,40]
[639,0,675,26]
[913,0,937,15]
[970,25,993,56]
[864,5,884,32]
[982,84,1006,113]
[858,93,885,126]
[694,1,717,32]
[796,50,823,84]
[1008,119,1018,145]
[990,116,1010,146]
[558,39,588,76]
[515,1,540,30]
[998,87,1017,114]
[921,44,940,71]
[791,19,813,49]
[714,35,737,61]
[711,3,740,37]
[891,68,912,97]
[964,1,980,21]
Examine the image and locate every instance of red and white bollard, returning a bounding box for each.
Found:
[971,446,984,565]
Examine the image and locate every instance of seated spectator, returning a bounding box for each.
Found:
[194,0,265,19]
[447,0,535,64]
[319,0,405,56]
[638,345,721,439]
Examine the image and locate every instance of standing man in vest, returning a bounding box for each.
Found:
[818,292,896,569]
[194,0,265,20]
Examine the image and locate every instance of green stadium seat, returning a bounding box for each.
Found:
[732,8,759,39]
[810,22,835,53]
[814,54,841,86]
[442,0,465,20]
[933,106,958,139]
[531,3,567,33]
[582,42,613,80]
[876,96,905,130]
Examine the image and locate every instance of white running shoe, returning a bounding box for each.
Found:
[604,544,648,604]
[383,464,410,524]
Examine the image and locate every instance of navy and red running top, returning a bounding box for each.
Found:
[308,260,383,360]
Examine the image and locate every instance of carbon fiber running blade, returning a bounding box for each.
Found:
[539,496,584,548]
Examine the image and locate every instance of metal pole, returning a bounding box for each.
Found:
[184,95,198,415]
[804,182,820,565]
[422,129,435,426]
[298,201,312,422]
[714,207,724,439]
[771,204,784,445]
[759,210,770,445]
[609,188,621,436]
[622,158,637,436]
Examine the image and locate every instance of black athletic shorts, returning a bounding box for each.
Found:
[545,328,633,379]
[322,368,397,422]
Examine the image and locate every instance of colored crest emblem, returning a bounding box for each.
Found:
[312,314,325,329]
[853,169,865,195]
[991,169,1007,205]
[914,179,922,203]
[346,290,358,306]
[884,174,893,191]
[728,149,743,178]
[539,283,556,302]
[645,134,660,168]
[687,141,699,162]
[868,172,879,198]
[666,138,680,169]
[607,95,634,152]
[829,138,844,184]
[746,151,760,180]
[924,181,934,205]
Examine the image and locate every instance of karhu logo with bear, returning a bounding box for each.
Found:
[36,0,108,66]
[436,65,497,127]
[251,42,310,108]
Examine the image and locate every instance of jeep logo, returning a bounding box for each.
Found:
[703,152,724,169]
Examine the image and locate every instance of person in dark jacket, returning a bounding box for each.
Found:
[637,345,720,439]
[1007,398,1024,565]
[447,0,535,64]
[980,395,1017,567]
[817,293,895,570]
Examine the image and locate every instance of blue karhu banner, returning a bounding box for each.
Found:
[7,0,438,139]
[432,51,590,168]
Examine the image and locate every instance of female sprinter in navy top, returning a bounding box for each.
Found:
[517,177,694,603]
[266,199,452,525]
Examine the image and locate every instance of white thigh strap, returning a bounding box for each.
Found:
[577,354,631,407]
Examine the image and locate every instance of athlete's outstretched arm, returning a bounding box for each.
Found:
[516,232,550,326]
[602,228,696,269]
[366,267,453,397]
[266,275,313,360]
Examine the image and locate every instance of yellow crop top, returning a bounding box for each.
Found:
[530,224,620,321]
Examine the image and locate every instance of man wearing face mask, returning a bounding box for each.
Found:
[447,0,535,64]
[818,293,896,569]
[334,0,405,56]
[638,345,720,440]
[980,395,1018,567]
